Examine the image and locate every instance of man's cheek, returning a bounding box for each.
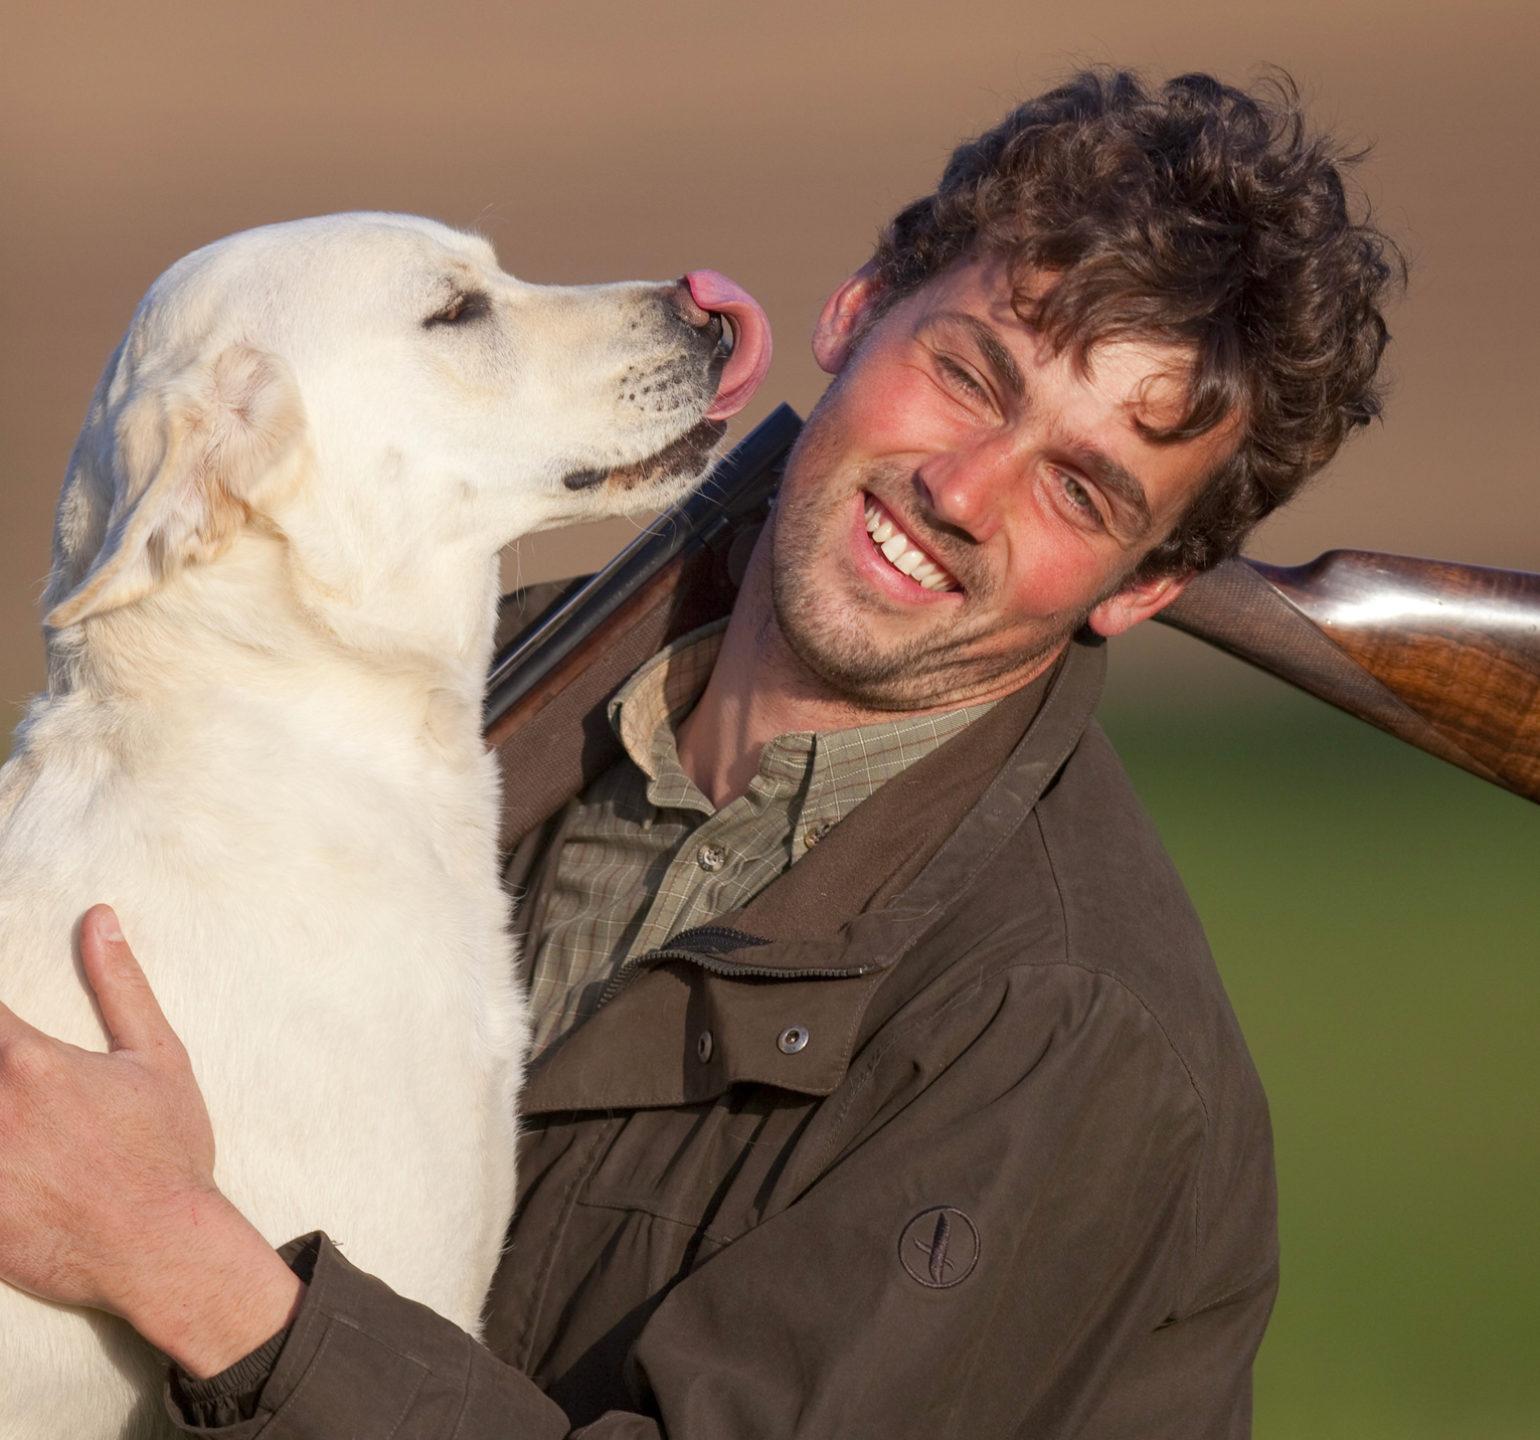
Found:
[998,546,1097,625]
[828,355,938,447]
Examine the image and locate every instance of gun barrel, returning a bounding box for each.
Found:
[484,403,804,732]
[485,405,802,842]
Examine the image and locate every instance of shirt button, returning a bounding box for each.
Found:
[803,820,833,849]
[696,843,727,872]
[777,1025,810,1055]
[696,1030,714,1063]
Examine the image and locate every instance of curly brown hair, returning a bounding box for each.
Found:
[871,68,1405,576]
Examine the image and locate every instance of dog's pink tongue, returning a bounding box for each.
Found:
[685,270,773,419]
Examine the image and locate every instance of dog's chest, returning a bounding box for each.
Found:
[0,724,523,1327]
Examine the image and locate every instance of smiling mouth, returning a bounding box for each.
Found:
[862,494,960,593]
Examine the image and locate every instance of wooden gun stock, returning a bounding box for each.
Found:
[485,405,1540,815]
[1156,553,1540,801]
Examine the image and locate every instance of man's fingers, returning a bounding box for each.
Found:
[79,905,174,1055]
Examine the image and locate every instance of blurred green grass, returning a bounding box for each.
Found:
[1101,693,1539,1440]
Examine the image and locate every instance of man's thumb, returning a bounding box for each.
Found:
[80,904,172,1054]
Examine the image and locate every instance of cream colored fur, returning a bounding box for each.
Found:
[0,213,732,1438]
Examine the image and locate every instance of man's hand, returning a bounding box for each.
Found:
[0,906,304,1376]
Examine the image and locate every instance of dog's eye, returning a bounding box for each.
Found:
[424,291,492,328]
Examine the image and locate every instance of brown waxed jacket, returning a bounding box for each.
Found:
[167,605,1278,1439]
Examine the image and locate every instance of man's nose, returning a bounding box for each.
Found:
[912,438,1020,545]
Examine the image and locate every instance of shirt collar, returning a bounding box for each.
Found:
[608,620,727,786]
[606,620,997,827]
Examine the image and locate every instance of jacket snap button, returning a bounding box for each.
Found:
[803,820,832,849]
[696,1030,714,1063]
[777,1025,810,1055]
[696,843,727,872]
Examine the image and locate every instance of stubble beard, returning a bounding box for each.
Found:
[768,434,1078,713]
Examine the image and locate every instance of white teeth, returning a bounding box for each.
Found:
[862,496,958,592]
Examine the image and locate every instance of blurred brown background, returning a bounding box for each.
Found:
[4,0,1537,699]
[2,3,1537,1436]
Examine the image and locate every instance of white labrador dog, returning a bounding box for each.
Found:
[0,212,771,1439]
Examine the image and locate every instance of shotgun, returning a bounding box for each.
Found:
[485,405,1540,822]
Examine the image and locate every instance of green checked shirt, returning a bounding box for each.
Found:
[524,622,996,1057]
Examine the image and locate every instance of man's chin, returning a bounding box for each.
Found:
[777,576,1082,713]
[771,574,925,707]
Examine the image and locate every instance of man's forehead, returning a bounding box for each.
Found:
[908,257,1201,431]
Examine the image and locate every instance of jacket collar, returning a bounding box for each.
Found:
[518,636,1107,1115]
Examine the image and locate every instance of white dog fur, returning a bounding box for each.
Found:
[0,213,740,1438]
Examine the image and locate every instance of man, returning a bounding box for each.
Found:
[0,70,1398,1435]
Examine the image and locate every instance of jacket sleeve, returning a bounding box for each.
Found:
[165,964,1277,1438]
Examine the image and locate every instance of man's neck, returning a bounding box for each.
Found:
[675,526,1037,809]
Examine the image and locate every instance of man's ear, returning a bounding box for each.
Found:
[45,345,306,630]
[811,263,884,375]
[1086,568,1192,640]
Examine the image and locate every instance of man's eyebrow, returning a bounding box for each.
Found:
[1062,443,1154,539]
[921,311,1025,402]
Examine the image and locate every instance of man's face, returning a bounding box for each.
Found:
[767,255,1236,711]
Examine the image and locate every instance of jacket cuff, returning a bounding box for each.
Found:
[164,1232,572,1438]
[164,1233,318,1432]
[170,1324,291,1426]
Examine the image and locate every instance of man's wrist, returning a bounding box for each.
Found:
[117,1190,306,1379]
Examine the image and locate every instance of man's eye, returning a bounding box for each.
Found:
[424,291,492,328]
[936,356,988,400]
[1055,471,1105,528]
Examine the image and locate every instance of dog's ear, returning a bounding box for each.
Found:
[45,344,306,630]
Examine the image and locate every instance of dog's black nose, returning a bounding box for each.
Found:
[667,279,725,345]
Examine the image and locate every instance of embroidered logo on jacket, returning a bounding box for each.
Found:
[899,1206,980,1288]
